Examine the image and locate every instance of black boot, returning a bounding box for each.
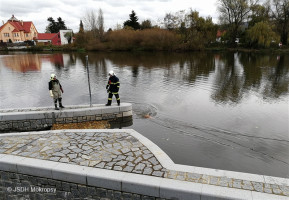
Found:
[59,98,65,108]
[117,100,120,106]
[105,99,112,106]
[55,104,59,110]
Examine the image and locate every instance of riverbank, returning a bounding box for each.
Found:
[0,43,288,53]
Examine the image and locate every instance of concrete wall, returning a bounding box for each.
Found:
[0,103,132,133]
[0,170,165,200]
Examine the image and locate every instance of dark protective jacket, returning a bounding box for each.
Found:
[106,75,120,94]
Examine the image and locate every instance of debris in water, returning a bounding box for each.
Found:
[144,114,151,118]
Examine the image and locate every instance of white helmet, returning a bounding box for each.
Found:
[50,74,56,80]
[108,70,114,76]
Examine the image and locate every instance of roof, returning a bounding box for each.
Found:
[8,15,19,22]
[9,21,32,33]
[216,30,226,38]
[0,15,36,34]
[0,21,34,33]
[37,33,58,40]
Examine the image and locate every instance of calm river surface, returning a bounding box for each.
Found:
[0,51,288,178]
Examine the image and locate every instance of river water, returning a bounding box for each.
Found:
[0,51,288,178]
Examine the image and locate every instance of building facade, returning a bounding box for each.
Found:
[0,15,38,42]
[59,30,73,45]
[37,33,61,45]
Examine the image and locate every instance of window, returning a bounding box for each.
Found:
[4,33,9,37]
[26,33,29,37]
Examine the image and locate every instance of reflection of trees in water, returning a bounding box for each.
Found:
[211,52,289,103]
[211,53,244,104]
[71,52,288,104]
[263,55,289,99]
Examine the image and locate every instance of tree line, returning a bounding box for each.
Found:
[46,0,289,51]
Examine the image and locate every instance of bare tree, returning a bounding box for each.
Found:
[83,9,98,38]
[97,8,104,41]
[163,10,186,30]
[270,0,289,45]
[218,0,259,44]
[83,9,104,40]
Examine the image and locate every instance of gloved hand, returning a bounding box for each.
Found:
[61,88,64,93]
[106,85,109,90]
[49,90,53,98]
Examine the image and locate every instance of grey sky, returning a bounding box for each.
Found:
[0,0,218,33]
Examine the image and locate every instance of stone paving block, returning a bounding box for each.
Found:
[242,180,254,191]
[264,175,289,186]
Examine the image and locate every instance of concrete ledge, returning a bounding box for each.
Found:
[0,103,132,132]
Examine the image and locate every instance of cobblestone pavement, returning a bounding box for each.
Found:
[0,131,288,197]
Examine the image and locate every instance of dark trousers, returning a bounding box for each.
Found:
[54,98,63,107]
[107,93,120,105]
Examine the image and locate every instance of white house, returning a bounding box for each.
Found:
[59,30,73,45]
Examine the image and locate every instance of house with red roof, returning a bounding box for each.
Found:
[37,33,61,45]
[216,30,226,43]
[0,15,38,42]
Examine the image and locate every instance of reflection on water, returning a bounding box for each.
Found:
[0,51,288,178]
[2,54,42,72]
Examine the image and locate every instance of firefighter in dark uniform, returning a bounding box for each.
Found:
[106,71,120,106]
[49,74,65,110]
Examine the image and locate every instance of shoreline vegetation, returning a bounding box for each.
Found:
[0,27,288,53]
[1,44,288,53]
[0,28,288,53]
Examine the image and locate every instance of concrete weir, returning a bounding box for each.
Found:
[0,129,288,199]
[0,103,132,133]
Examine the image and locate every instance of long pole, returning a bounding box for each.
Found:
[86,55,92,107]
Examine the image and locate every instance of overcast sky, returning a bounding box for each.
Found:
[0,0,219,33]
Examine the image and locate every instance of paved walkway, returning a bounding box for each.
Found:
[0,129,288,199]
